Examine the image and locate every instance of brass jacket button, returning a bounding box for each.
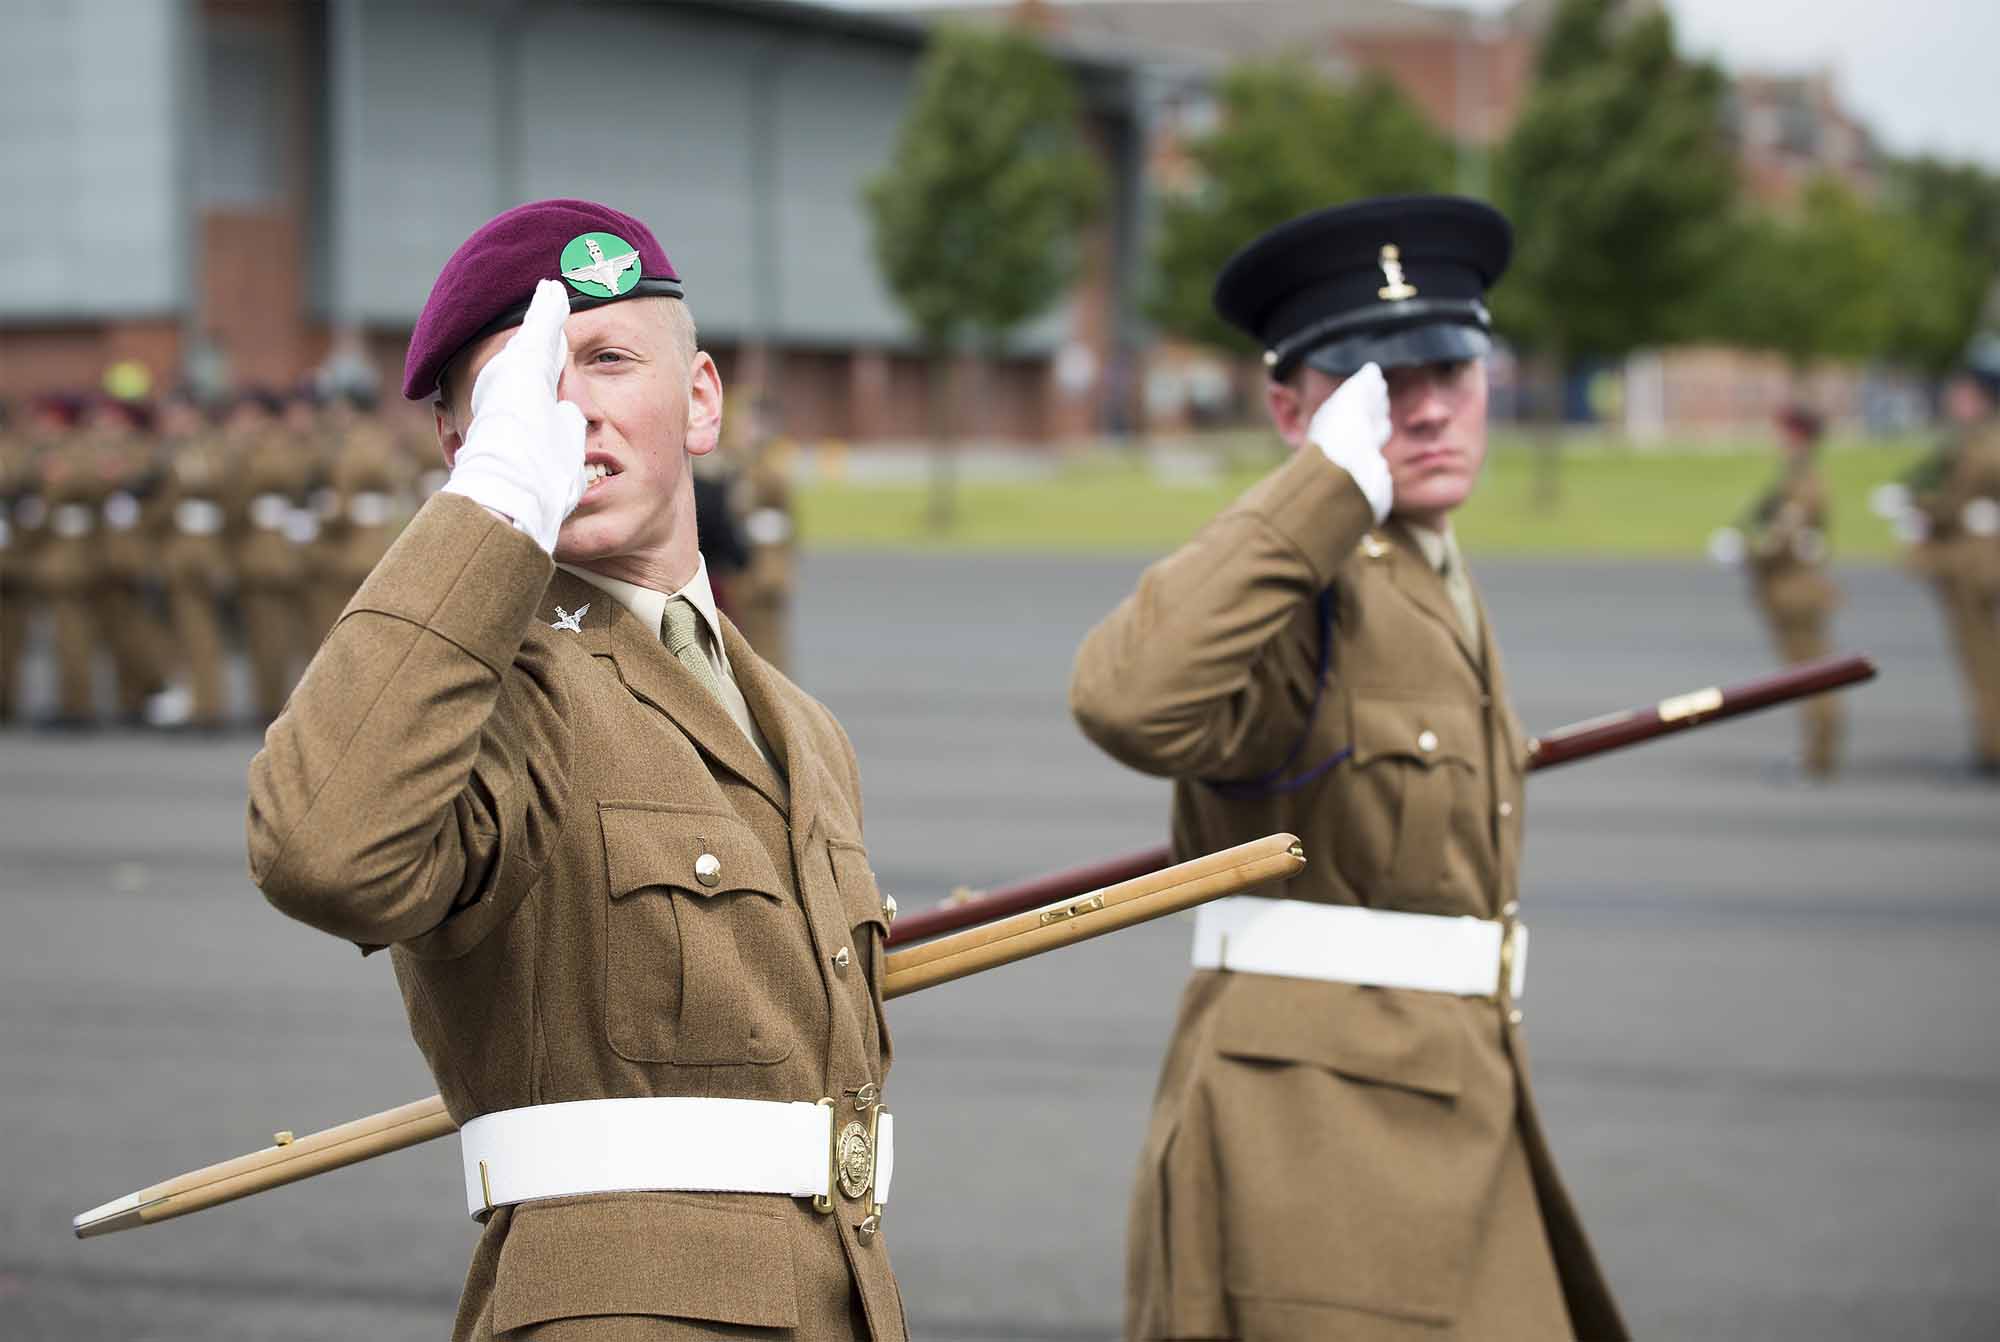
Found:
[881,892,898,925]
[833,946,852,972]
[1417,730,1438,753]
[694,853,721,888]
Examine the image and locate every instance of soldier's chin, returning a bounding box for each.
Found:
[1394,472,1475,518]
[552,514,622,564]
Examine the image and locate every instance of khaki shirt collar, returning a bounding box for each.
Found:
[558,557,731,672]
[1402,520,1454,575]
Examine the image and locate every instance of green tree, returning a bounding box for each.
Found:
[865,24,1102,527]
[1708,181,1971,371]
[1149,62,1454,348]
[1880,155,2000,367]
[1496,0,1738,362]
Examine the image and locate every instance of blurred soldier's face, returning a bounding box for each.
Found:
[1269,358,1490,527]
[85,405,136,438]
[227,404,273,441]
[1944,375,1995,427]
[160,401,203,439]
[438,298,721,574]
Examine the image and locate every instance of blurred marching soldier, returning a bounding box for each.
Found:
[0,405,34,723]
[1071,198,1626,1340]
[229,390,314,722]
[287,385,349,646]
[155,389,238,730]
[738,414,799,675]
[317,394,411,618]
[247,200,906,1340]
[1711,405,1843,778]
[1887,346,2000,776]
[692,453,750,621]
[86,398,175,723]
[32,401,110,726]
[6,397,73,722]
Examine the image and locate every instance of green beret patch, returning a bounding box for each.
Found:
[559,231,643,299]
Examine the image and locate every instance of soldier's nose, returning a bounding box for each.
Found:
[555,369,600,424]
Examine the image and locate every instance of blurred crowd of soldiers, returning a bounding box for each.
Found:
[0,383,795,732]
[1717,348,2000,781]
[1890,354,2000,777]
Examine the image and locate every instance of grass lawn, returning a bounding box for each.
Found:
[795,432,1932,562]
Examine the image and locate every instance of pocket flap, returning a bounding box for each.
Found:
[492,1194,799,1331]
[599,803,786,902]
[1210,976,1463,1099]
[827,839,890,934]
[1347,694,1478,769]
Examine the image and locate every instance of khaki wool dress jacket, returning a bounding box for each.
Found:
[248,493,904,1341]
[1746,466,1840,626]
[1071,446,1626,1341]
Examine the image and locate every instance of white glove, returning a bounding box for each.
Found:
[1963,497,2000,538]
[1868,482,1910,521]
[1307,362,1393,522]
[1706,526,1745,567]
[442,279,587,554]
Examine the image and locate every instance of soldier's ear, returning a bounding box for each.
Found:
[683,352,723,459]
[434,401,463,467]
[1265,378,1310,450]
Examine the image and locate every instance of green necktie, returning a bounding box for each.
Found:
[662,596,726,703]
[1438,534,1480,646]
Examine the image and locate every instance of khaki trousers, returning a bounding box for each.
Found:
[239,584,305,720]
[1933,577,2000,765]
[0,582,28,720]
[1765,616,1842,777]
[47,592,98,720]
[94,580,170,716]
[166,576,230,726]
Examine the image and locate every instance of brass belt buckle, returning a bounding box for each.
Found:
[815,1092,888,1240]
[1496,910,1525,1024]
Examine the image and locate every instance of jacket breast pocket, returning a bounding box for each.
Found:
[827,837,893,1067]
[600,802,795,1067]
[491,1193,798,1334]
[1336,694,1479,905]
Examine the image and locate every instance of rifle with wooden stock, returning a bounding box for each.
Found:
[886,654,1878,946]
[73,834,1305,1238]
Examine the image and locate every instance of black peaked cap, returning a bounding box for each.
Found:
[1214,195,1513,379]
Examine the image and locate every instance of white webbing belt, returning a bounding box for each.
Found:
[1192,896,1527,999]
[458,1097,896,1220]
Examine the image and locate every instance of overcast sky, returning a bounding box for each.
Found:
[846,0,2000,169]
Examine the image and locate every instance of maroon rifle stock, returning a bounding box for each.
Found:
[1523,652,1875,769]
[887,653,1878,948]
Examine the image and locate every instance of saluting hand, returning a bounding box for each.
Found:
[441,279,588,554]
[1308,361,1394,523]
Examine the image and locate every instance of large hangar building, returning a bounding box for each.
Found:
[0,0,1146,442]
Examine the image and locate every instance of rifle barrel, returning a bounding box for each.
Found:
[887,653,1880,946]
[74,835,1304,1238]
[1524,653,1876,770]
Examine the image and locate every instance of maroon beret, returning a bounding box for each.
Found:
[1775,403,1824,439]
[402,198,683,401]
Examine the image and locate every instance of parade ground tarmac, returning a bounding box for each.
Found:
[3,552,1996,1340]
